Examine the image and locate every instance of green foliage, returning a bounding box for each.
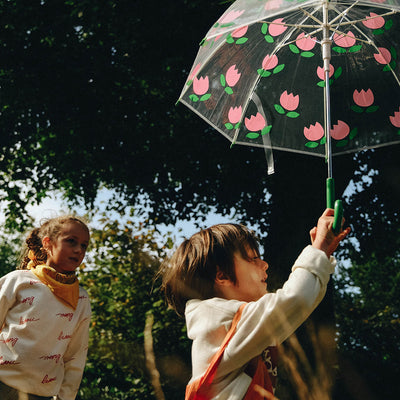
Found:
[77,212,190,400]
[0,231,24,277]
[334,251,400,399]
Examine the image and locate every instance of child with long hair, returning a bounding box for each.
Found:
[0,215,92,400]
[161,209,350,399]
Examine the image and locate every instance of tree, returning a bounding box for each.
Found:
[78,210,190,400]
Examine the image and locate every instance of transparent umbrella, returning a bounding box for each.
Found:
[178,0,400,232]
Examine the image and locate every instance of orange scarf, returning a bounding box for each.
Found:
[27,264,80,310]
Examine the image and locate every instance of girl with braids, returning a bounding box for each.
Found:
[0,216,91,400]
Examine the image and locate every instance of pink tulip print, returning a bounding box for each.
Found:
[374,47,397,71]
[225,106,243,130]
[389,107,400,130]
[258,54,285,77]
[332,31,361,53]
[289,33,316,57]
[330,121,350,141]
[317,65,335,80]
[227,25,249,44]
[189,76,211,102]
[264,0,283,11]
[186,64,201,86]
[262,54,278,70]
[362,12,385,29]
[193,76,209,95]
[221,65,241,94]
[304,122,325,147]
[217,9,245,26]
[244,112,271,139]
[274,91,300,118]
[261,18,287,44]
[374,47,391,64]
[352,89,379,113]
[316,63,342,88]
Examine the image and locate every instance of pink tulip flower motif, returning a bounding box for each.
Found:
[280,91,299,111]
[189,75,211,102]
[218,10,245,26]
[275,91,300,118]
[244,112,271,139]
[330,120,350,141]
[226,65,241,87]
[353,89,374,107]
[317,64,335,80]
[374,47,391,65]
[262,54,278,70]
[333,31,356,48]
[362,12,385,29]
[227,25,249,44]
[293,32,317,56]
[225,106,243,130]
[193,76,209,95]
[269,18,288,36]
[352,89,379,113]
[389,106,400,129]
[245,112,266,131]
[332,31,361,53]
[262,18,287,43]
[264,0,283,11]
[187,64,201,85]
[221,65,241,94]
[257,54,285,77]
[232,26,248,38]
[304,122,324,144]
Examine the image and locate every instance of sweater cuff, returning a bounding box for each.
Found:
[291,245,336,285]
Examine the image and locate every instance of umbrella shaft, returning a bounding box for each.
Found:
[322,0,333,179]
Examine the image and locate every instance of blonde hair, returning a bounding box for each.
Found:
[19,215,89,269]
[161,223,260,317]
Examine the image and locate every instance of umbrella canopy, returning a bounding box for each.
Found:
[179,0,400,163]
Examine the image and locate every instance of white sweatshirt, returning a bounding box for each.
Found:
[0,269,91,400]
[185,245,336,399]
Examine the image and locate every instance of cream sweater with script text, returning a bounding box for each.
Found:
[0,269,91,400]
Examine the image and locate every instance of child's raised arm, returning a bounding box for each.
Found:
[310,208,351,257]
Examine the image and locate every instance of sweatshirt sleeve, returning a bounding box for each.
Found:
[0,273,17,328]
[220,245,335,376]
[57,294,91,400]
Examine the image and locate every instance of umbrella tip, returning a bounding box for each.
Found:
[230,141,236,149]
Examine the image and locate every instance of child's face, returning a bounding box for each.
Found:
[215,246,269,302]
[231,247,269,302]
[44,222,90,274]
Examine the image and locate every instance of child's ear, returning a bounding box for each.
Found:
[215,270,232,286]
[42,236,51,251]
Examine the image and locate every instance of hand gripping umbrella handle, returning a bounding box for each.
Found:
[326,178,343,235]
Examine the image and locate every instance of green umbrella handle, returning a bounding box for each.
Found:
[326,178,343,235]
